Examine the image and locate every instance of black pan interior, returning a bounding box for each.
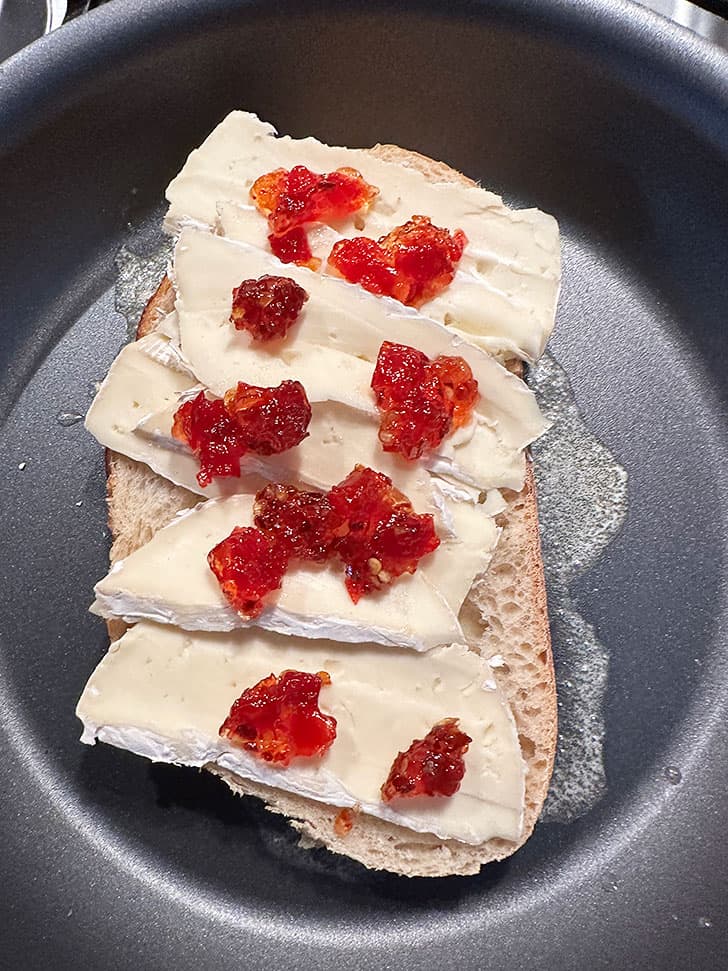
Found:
[0,1,727,968]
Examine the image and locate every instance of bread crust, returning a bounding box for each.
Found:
[102,149,556,877]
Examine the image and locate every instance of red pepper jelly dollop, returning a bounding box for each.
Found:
[230,274,308,342]
[370,341,479,460]
[220,669,336,765]
[250,165,378,268]
[172,380,311,487]
[328,216,467,307]
[381,718,472,802]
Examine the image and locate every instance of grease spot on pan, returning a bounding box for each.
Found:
[529,352,628,823]
[115,242,173,340]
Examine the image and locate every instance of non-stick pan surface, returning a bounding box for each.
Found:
[0,1,727,968]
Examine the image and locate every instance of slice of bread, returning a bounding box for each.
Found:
[102,148,556,877]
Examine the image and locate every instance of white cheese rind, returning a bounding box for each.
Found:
[165,111,560,362]
[92,494,465,652]
[76,622,526,845]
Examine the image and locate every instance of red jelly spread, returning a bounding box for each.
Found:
[328,216,467,307]
[269,227,317,268]
[220,669,336,765]
[207,526,289,617]
[371,341,479,460]
[230,275,308,341]
[251,165,378,267]
[223,380,311,456]
[328,465,440,602]
[333,807,357,836]
[172,392,248,488]
[172,381,311,486]
[380,718,472,802]
[210,467,439,614]
[251,165,378,237]
[254,483,344,561]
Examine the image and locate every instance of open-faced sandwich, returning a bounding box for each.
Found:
[77,112,561,877]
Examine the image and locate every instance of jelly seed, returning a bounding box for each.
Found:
[57,411,84,427]
[17,462,26,471]
[698,917,713,929]
[368,557,382,574]
[664,766,682,785]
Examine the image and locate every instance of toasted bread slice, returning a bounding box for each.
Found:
[102,148,556,877]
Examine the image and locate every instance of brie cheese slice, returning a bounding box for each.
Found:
[77,621,526,845]
[174,229,546,441]
[133,395,439,515]
[92,494,464,652]
[172,229,545,490]
[86,334,440,512]
[84,335,265,500]
[165,111,560,362]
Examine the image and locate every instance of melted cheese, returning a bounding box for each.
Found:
[77,622,525,845]
[165,111,560,362]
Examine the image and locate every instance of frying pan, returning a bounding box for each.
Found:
[0,1,727,968]
[0,0,66,62]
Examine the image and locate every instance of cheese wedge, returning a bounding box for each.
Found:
[134,395,440,510]
[164,111,560,362]
[77,622,526,845]
[92,494,467,652]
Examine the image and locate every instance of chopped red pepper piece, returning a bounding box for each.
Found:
[333,807,357,836]
[380,718,472,802]
[220,669,337,765]
[269,228,319,270]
